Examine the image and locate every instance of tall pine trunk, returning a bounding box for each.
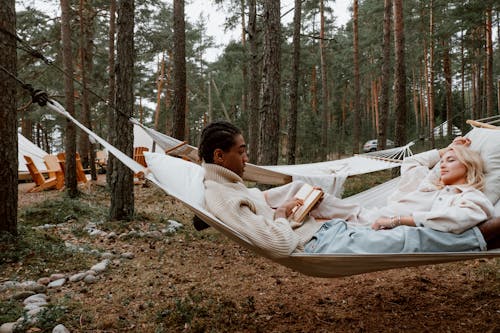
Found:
[258,0,280,165]
[247,0,259,163]
[61,0,78,198]
[378,0,391,150]
[352,0,360,154]
[319,0,329,158]
[393,0,406,147]
[0,0,17,235]
[106,0,116,187]
[442,38,453,139]
[172,0,186,140]
[485,6,493,117]
[110,0,134,220]
[287,0,301,164]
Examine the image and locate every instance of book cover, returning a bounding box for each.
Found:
[291,183,324,223]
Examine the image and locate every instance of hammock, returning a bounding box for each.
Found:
[131,119,412,195]
[45,100,500,278]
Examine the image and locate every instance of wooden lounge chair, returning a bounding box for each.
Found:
[24,155,58,193]
[57,152,89,185]
[43,154,65,190]
[133,147,149,167]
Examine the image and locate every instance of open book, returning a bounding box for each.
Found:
[291,183,324,223]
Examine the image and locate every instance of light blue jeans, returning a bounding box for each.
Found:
[304,219,487,254]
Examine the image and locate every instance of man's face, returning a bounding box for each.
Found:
[216,134,248,177]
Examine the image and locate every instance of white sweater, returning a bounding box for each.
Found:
[203,163,324,258]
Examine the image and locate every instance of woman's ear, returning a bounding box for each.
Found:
[213,148,224,165]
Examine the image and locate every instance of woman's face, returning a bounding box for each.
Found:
[215,134,248,177]
[440,149,467,186]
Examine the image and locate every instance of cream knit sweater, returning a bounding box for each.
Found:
[203,163,324,258]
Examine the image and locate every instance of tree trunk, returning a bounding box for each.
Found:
[0,0,17,235]
[79,0,97,180]
[154,53,165,130]
[106,0,116,187]
[61,0,78,198]
[258,0,280,165]
[393,0,406,147]
[352,0,360,154]
[240,0,248,128]
[442,38,453,139]
[319,0,330,158]
[110,0,134,221]
[247,0,259,163]
[485,6,493,117]
[172,0,186,140]
[378,0,391,150]
[286,0,301,165]
[427,0,435,147]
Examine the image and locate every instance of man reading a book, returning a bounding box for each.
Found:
[199,121,500,258]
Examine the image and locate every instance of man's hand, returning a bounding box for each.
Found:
[274,198,304,219]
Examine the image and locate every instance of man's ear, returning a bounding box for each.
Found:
[213,148,224,165]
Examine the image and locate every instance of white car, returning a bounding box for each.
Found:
[363,139,394,153]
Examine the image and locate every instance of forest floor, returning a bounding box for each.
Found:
[1,173,500,332]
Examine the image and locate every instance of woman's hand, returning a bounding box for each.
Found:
[450,136,471,147]
[274,198,304,219]
[371,216,396,230]
[372,215,415,230]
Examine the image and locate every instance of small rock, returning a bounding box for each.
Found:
[0,281,19,292]
[27,306,44,317]
[47,278,66,288]
[11,291,36,300]
[106,232,117,240]
[121,252,135,259]
[23,294,47,305]
[52,324,70,333]
[37,277,51,285]
[83,274,97,284]
[101,252,114,259]
[91,259,110,273]
[0,322,17,333]
[69,272,87,282]
[49,274,65,281]
[167,220,183,232]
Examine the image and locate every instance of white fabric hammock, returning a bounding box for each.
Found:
[131,119,412,195]
[18,132,49,173]
[46,100,500,278]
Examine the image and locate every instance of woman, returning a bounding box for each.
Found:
[280,139,493,234]
[200,121,499,257]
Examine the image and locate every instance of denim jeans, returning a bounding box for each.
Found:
[304,219,486,254]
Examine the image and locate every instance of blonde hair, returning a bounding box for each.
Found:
[439,145,485,190]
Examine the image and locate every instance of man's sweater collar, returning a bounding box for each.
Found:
[203,162,244,184]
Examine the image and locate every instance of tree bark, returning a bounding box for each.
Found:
[485,5,493,117]
[427,0,435,147]
[258,0,280,166]
[378,0,391,150]
[393,0,406,147]
[110,0,134,220]
[319,0,330,158]
[106,0,116,187]
[442,38,453,139]
[247,0,259,163]
[352,0,360,154]
[172,0,187,140]
[286,0,301,165]
[240,0,248,127]
[61,0,79,197]
[0,0,17,235]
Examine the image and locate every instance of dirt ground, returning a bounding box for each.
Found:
[4,180,500,332]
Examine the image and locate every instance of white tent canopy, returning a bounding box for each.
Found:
[18,132,48,173]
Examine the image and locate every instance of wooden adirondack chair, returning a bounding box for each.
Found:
[133,147,149,167]
[43,154,65,190]
[24,155,58,193]
[57,152,89,185]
